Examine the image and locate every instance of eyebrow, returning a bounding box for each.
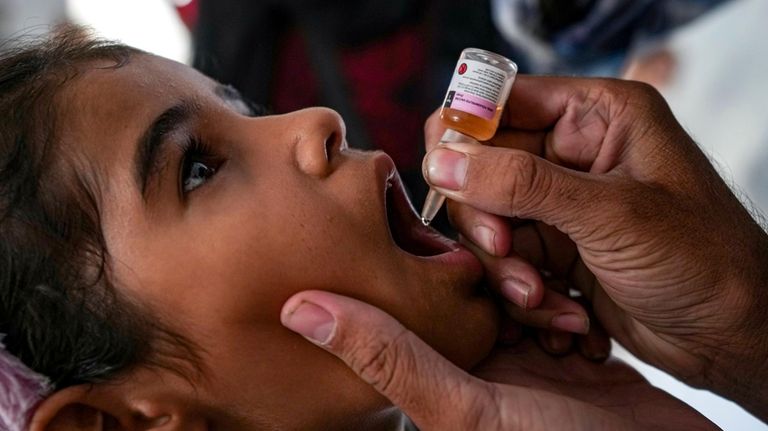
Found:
[135,101,196,198]
[134,85,262,199]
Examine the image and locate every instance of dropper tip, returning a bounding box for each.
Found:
[420,217,431,226]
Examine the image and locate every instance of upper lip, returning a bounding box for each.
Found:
[374,154,459,258]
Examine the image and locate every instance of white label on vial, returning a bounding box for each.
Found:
[443,59,507,120]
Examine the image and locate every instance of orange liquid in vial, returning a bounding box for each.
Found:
[440,106,504,141]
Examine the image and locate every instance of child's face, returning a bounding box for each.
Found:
[57,54,498,429]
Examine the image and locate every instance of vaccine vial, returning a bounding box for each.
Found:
[420,48,517,225]
[440,48,518,140]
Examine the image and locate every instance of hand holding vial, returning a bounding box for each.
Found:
[422,74,768,422]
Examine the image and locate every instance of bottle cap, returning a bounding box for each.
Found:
[439,128,480,146]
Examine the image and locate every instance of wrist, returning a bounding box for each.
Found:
[704,233,768,422]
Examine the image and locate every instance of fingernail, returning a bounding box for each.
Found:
[473,225,497,255]
[281,301,336,345]
[500,278,531,309]
[550,313,590,335]
[425,148,467,190]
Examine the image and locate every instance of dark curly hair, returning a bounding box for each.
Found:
[0,25,200,391]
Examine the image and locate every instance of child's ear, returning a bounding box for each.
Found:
[28,381,207,431]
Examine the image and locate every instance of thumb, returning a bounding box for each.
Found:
[280,290,500,431]
[423,142,607,236]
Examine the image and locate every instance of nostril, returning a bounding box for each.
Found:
[325,131,340,162]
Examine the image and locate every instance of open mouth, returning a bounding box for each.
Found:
[384,171,457,257]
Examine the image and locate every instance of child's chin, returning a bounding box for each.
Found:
[437,299,501,371]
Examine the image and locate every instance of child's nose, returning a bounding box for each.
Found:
[292,108,346,178]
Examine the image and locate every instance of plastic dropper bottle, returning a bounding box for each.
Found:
[420,48,517,225]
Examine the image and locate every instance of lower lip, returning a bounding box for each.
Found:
[417,243,484,281]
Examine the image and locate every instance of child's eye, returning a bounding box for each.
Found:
[180,137,220,194]
[182,160,216,193]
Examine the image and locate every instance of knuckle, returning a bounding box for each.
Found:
[348,328,411,395]
[588,77,623,93]
[459,382,505,431]
[624,79,662,102]
[496,152,544,215]
[579,78,660,120]
[591,76,651,100]
[613,80,666,121]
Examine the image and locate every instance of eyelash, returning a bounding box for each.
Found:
[179,136,220,196]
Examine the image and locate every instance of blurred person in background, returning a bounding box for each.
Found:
[491,0,729,87]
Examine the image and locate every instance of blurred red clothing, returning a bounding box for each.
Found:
[175,0,199,30]
[272,27,425,170]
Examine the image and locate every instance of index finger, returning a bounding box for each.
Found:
[501,75,602,130]
[423,108,445,153]
[494,75,645,173]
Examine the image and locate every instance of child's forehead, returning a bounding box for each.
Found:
[57,54,212,142]
[70,54,210,99]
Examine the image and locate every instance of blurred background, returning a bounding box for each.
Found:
[1,0,766,429]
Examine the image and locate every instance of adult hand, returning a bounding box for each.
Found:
[422,75,768,420]
[281,290,717,431]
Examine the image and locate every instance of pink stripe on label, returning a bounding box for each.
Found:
[451,92,496,120]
